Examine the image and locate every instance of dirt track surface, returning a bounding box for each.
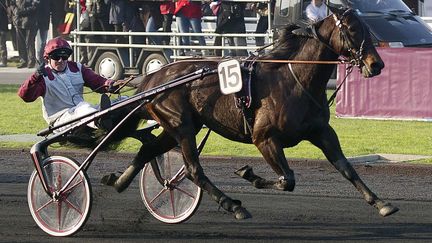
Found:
[1,148,431,242]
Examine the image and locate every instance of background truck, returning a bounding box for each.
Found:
[70,0,432,80]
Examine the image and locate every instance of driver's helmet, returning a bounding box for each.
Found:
[43,37,73,59]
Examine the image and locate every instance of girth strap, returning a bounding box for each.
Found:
[235,55,258,135]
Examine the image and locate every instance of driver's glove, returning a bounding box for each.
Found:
[36,62,48,77]
[108,81,121,94]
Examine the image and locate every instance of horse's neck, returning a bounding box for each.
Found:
[292,44,335,94]
[298,20,338,61]
[294,22,338,90]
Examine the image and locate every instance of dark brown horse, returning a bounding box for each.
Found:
[104,5,398,219]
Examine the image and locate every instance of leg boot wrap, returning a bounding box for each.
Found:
[113,164,143,193]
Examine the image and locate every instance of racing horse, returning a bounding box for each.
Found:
[104,5,399,219]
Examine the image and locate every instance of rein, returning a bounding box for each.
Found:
[253,59,346,65]
[282,9,367,109]
[288,63,323,110]
[84,76,136,96]
[288,61,354,109]
[327,64,353,106]
[174,56,347,65]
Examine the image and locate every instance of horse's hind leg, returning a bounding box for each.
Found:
[237,137,296,191]
[101,130,177,192]
[309,124,399,217]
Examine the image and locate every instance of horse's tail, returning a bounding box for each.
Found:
[103,73,158,145]
[97,104,144,149]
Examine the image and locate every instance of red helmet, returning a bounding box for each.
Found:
[43,37,73,59]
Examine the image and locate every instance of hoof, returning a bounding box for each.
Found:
[379,203,399,217]
[100,173,118,186]
[235,165,252,178]
[233,206,252,220]
[275,179,295,191]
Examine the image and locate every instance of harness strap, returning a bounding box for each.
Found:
[237,55,259,135]
[327,64,354,107]
[253,40,277,55]
[288,63,323,110]
[310,24,337,55]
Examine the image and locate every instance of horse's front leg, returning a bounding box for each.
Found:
[236,137,296,191]
[309,124,399,217]
[178,133,252,220]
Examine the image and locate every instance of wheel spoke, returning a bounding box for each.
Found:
[57,201,62,230]
[169,170,186,185]
[63,179,84,195]
[149,188,169,204]
[170,190,176,217]
[166,157,172,178]
[172,185,196,199]
[63,198,83,215]
[36,199,55,213]
[56,164,63,190]
[57,164,64,230]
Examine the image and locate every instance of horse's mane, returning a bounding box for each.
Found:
[264,24,307,61]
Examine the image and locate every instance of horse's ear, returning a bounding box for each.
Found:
[325,2,346,18]
[292,27,314,38]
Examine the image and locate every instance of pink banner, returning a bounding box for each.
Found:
[336,47,432,121]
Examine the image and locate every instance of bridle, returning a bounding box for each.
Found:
[311,8,367,67]
[285,9,368,110]
[334,9,367,67]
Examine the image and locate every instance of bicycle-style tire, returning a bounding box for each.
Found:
[139,149,202,224]
[27,156,92,237]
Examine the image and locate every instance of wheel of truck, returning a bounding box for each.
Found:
[95,52,123,80]
[142,53,168,75]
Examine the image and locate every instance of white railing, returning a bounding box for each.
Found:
[71,0,274,65]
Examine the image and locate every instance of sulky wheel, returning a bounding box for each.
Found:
[27,156,92,237]
[139,149,202,224]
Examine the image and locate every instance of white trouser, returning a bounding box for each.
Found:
[53,101,99,133]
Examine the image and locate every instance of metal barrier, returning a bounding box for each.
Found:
[71,0,274,65]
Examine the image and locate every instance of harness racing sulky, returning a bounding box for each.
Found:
[27,4,398,237]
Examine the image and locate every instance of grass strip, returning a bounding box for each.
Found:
[1,84,431,162]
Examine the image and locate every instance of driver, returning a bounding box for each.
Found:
[305,0,329,22]
[17,37,121,132]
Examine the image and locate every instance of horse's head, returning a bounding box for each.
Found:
[328,5,384,78]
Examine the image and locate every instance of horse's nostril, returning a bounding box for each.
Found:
[370,61,384,73]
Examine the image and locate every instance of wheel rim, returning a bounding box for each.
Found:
[28,156,91,236]
[99,58,117,79]
[140,151,202,224]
